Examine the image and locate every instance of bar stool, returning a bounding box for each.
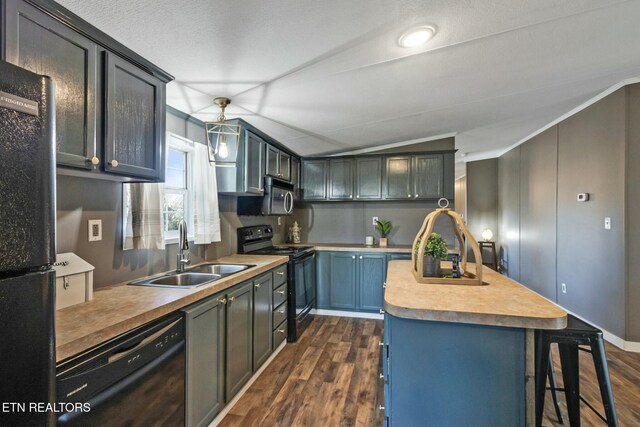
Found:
[535,314,619,427]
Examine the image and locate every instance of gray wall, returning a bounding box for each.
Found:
[466,158,498,262]
[519,127,558,302]
[292,200,456,247]
[56,110,286,288]
[497,146,520,280]
[481,87,634,340]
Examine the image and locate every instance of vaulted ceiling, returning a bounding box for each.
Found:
[58,0,640,175]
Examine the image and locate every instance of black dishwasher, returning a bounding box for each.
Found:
[56,314,185,426]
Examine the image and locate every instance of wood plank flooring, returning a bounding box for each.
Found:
[219,315,640,427]
[542,342,640,427]
[218,316,384,427]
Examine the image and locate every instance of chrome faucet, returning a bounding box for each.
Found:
[176,220,190,273]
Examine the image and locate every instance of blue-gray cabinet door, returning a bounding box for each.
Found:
[384,156,412,200]
[329,158,354,200]
[358,253,387,311]
[302,159,328,200]
[316,251,331,309]
[291,156,301,200]
[4,0,98,170]
[280,151,291,181]
[329,252,357,310]
[183,295,225,427]
[413,154,443,199]
[356,157,383,200]
[244,131,265,194]
[104,52,165,180]
[225,281,254,400]
[252,273,273,370]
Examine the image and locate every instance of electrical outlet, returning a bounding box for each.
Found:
[604,217,611,230]
[277,217,281,226]
[561,283,567,294]
[88,219,102,242]
[372,216,379,226]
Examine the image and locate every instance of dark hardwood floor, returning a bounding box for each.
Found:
[542,342,640,427]
[219,315,640,427]
[218,316,384,427]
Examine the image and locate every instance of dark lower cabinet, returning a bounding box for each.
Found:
[183,296,226,427]
[318,251,396,312]
[225,281,254,401]
[252,273,273,370]
[104,52,165,180]
[4,0,98,169]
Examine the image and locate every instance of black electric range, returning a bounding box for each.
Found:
[237,225,315,342]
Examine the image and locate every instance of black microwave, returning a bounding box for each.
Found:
[237,177,294,216]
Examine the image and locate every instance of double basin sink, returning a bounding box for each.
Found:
[129,263,255,289]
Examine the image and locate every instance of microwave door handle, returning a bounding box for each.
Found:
[285,191,293,214]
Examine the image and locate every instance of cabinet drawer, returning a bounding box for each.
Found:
[273,283,287,307]
[273,265,287,287]
[273,321,287,349]
[272,302,287,328]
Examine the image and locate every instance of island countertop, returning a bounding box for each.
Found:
[55,254,288,362]
[384,260,567,330]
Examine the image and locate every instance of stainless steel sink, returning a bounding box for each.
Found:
[188,263,254,276]
[129,272,221,289]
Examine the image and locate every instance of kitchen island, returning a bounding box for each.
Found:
[383,260,566,427]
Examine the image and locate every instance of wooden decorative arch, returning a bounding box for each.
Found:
[411,207,484,285]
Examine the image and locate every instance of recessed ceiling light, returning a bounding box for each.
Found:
[398,25,436,48]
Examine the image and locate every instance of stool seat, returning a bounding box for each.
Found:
[535,314,618,427]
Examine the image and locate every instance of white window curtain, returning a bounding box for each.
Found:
[192,143,221,244]
[123,183,166,250]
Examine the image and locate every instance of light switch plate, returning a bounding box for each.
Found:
[372,216,379,226]
[561,283,567,294]
[88,219,102,242]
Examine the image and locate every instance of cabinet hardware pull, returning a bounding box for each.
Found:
[218,298,227,305]
[352,255,355,259]
[277,329,285,333]
[277,290,285,295]
[379,309,385,315]
[378,341,385,346]
[379,405,385,411]
[407,194,411,198]
[110,159,119,167]
[278,309,285,314]
[349,195,353,198]
[255,283,261,289]
[379,373,384,379]
[228,296,235,302]
[63,277,70,290]
[276,271,284,276]
[89,156,100,166]
[356,195,360,198]
[415,194,419,197]
[359,256,363,259]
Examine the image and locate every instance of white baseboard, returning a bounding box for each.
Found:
[208,340,287,427]
[313,308,383,320]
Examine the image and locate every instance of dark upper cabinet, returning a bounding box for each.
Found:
[355,157,382,200]
[413,154,443,199]
[266,144,291,181]
[302,159,328,200]
[328,158,354,200]
[104,52,165,180]
[384,156,413,200]
[245,131,265,194]
[4,0,98,169]
[291,156,301,200]
[384,154,445,200]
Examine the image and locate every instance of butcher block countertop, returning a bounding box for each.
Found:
[290,243,412,253]
[384,260,567,330]
[55,255,288,362]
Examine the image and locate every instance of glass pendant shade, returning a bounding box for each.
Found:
[204,97,241,166]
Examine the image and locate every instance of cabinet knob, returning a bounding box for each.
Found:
[218,298,227,305]
[415,194,419,197]
[88,156,100,166]
[352,255,356,259]
[408,194,411,198]
[110,159,119,168]
[356,195,360,198]
[349,195,353,198]
[228,296,235,302]
[254,283,261,289]
[359,255,363,260]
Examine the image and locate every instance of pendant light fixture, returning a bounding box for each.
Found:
[204,97,241,166]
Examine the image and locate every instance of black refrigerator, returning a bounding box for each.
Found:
[0,60,56,426]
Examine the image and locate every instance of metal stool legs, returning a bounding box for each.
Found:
[548,354,564,424]
[590,336,619,427]
[558,343,581,427]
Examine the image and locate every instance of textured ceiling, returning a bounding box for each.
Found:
[58,0,640,175]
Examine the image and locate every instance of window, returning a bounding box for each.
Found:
[164,134,194,241]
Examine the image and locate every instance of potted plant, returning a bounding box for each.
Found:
[375,219,392,247]
[415,233,448,277]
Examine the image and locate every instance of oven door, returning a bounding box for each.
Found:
[269,187,293,216]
